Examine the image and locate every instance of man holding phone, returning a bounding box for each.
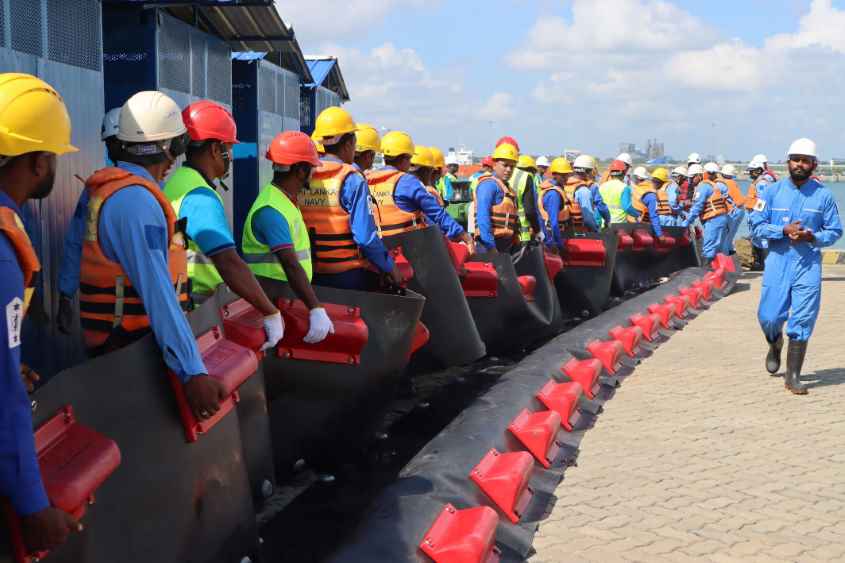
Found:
[750,138,842,395]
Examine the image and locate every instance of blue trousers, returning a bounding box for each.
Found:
[722,208,745,254]
[700,214,728,260]
[757,246,822,343]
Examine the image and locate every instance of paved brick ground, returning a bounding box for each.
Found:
[532,266,845,563]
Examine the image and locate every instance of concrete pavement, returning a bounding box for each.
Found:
[532,265,845,562]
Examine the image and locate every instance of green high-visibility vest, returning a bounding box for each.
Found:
[241,183,313,282]
[599,179,629,224]
[163,166,225,296]
[509,168,533,241]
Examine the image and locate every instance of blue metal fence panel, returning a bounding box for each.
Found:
[0,0,105,377]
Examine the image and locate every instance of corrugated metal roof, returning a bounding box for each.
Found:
[304,56,350,101]
[104,1,312,81]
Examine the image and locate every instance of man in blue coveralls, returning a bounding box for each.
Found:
[0,73,81,553]
[751,138,842,395]
[79,91,224,420]
[372,130,474,249]
[55,107,122,334]
[474,143,520,252]
[746,157,777,271]
[302,106,401,290]
[569,155,602,232]
[681,163,730,262]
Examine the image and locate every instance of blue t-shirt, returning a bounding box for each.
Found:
[179,187,235,257]
[251,206,293,250]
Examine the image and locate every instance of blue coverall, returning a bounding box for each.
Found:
[57,189,89,297]
[573,185,600,232]
[590,183,611,228]
[640,192,663,237]
[750,177,842,342]
[381,166,465,239]
[749,173,775,250]
[475,176,514,251]
[659,183,681,227]
[683,181,730,260]
[313,155,394,290]
[540,180,566,251]
[0,191,49,518]
[723,203,746,254]
[99,162,206,381]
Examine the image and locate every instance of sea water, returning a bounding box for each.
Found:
[734,181,845,249]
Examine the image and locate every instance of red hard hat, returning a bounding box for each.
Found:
[182,100,239,144]
[482,156,494,168]
[266,131,321,167]
[496,136,520,152]
[609,159,627,172]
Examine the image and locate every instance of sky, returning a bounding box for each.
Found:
[275,0,845,161]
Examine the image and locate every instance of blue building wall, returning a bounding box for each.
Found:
[0,0,106,378]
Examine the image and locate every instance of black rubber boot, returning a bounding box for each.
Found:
[784,339,808,395]
[766,335,783,375]
[750,247,764,271]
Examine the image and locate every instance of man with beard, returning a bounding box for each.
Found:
[79,91,225,422]
[0,73,81,554]
[751,138,842,395]
[242,131,335,344]
[163,101,283,347]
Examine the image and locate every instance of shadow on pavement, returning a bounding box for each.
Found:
[803,368,845,389]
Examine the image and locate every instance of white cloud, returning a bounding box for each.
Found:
[275,0,428,43]
[476,93,515,121]
[505,0,845,159]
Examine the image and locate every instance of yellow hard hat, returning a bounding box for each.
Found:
[381,130,415,158]
[310,131,325,155]
[517,154,537,170]
[411,145,434,168]
[550,157,573,174]
[313,106,357,144]
[355,123,380,153]
[0,73,77,157]
[492,142,518,162]
[651,167,669,183]
[430,146,445,168]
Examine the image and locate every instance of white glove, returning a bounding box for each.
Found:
[303,307,335,344]
[536,230,545,242]
[261,311,284,351]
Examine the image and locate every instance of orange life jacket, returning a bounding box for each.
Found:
[720,177,745,210]
[79,167,189,351]
[538,180,571,236]
[425,184,445,207]
[563,177,591,232]
[698,179,729,221]
[365,168,425,237]
[301,161,369,274]
[632,182,672,222]
[472,174,517,240]
[0,206,40,314]
[744,176,767,210]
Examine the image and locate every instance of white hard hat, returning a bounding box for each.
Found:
[721,164,737,177]
[536,156,550,167]
[687,164,704,177]
[445,154,459,165]
[632,166,650,180]
[747,158,764,170]
[671,166,687,177]
[118,90,186,143]
[687,152,701,165]
[616,152,633,166]
[703,162,720,174]
[786,138,817,159]
[573,154,595,170]
[752,153,768,164]
[101,107,121,141]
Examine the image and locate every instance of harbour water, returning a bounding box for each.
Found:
[735,181,845,249]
